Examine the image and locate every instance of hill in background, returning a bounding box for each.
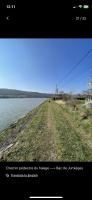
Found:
[0,88,53,98]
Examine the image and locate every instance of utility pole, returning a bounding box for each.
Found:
[55,84,58,97]
[56,84,58,94]
[88,75,92,96]
[85,75,92,108]
[54,84,59,100]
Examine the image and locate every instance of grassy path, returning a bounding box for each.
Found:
[0,100,92,161]
[52,102,92,161]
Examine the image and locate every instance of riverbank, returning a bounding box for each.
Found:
[0,97,47,132]
[0,101,47,159]
[0,100,92,161]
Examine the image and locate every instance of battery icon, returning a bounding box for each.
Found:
[83,5,89,9]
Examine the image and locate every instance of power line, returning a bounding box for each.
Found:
[62,63,92,88]
[60,49,92,85]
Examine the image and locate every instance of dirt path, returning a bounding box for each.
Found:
[55,100,65,105]
[1,100,92,161]
[47,102,59,160]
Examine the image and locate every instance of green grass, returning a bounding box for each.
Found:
[0,99,92,161]
[52,102,92,161]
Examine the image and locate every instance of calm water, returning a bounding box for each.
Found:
[0,98,47,132]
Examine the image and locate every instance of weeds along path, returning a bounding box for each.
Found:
[53,102,92,161]
[59,104,92,150]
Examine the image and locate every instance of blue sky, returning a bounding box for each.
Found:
[0,39,92,93]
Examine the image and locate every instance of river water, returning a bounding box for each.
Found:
[0,98,47,132]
